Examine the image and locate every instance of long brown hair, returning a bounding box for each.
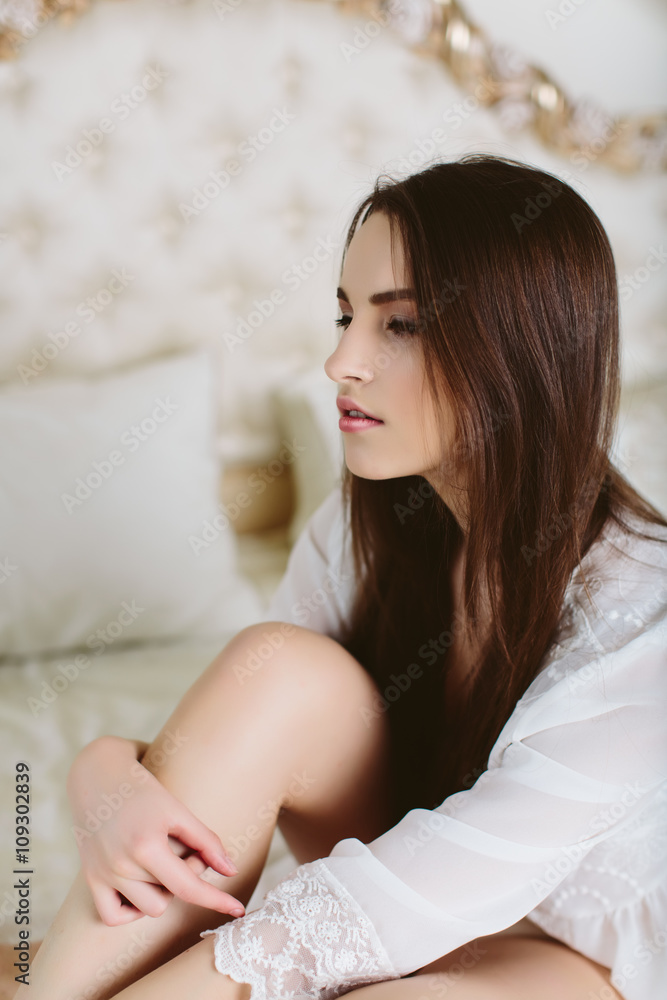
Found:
[334,153,667,826]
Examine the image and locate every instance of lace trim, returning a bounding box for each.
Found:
[201,858,401,999]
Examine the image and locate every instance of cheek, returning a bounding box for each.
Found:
[389,348,441,442]
[417,391,452,464]
[391,353,423,403]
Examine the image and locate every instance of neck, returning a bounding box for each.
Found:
[422,473,469,538]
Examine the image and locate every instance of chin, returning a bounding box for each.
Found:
[345,456,410,481]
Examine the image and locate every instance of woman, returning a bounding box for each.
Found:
[17,153,667,1000]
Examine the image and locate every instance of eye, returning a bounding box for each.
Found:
[334,315,418,336]
[387,317,417,337]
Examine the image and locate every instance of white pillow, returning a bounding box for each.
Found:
[274,365,345,547]
[0,349,264,659]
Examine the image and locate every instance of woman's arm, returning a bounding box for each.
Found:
[200,624,667,998]
[67,734,244,925]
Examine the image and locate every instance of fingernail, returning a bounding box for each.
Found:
[230,907,245,918]
[220,854,238,873]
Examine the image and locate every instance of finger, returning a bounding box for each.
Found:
[165,834,200,870]
[166,835,224,877]
[114,876,174,919]
[168,814,239,876]
[142,844,246,915]
[90,880,146,927]
[181,852,209,877]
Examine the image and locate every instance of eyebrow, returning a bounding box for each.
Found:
[336,286,416,306]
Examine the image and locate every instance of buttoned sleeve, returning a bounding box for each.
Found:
[201,517,667,1000]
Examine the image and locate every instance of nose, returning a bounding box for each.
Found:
[324,324,375,385]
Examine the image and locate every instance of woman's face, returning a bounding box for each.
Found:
[324,210,465,525]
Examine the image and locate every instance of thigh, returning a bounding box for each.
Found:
[345,936,623,1000]
[98,935,250,999]
[266,623,395,863]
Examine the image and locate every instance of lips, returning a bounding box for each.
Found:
[336,396,383,421]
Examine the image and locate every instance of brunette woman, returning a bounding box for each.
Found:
[17,153,667,1000]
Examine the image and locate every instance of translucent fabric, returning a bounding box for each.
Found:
[202,487,667,1000]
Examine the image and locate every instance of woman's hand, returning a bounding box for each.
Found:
[66,735,246,926]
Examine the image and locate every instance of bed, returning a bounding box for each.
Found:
[0,0,665,967]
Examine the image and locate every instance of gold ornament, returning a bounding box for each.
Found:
[1,0,664,172]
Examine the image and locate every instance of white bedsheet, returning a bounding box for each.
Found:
[0,525,296,942]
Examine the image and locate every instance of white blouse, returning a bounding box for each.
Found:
[202,485,667,1000]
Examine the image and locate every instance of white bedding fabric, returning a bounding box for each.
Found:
[202,485,667,1000]
[0,522,296,942]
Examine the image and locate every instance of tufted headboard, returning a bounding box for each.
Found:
[1,0,666,526]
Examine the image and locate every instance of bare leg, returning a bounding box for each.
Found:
[0,944,39,1000]
[15,623,393,1000]
[339,935,624,999]
[99,933,624,1000]
[89,937,250,1000]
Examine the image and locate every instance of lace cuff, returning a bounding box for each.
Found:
[200,857,402,999]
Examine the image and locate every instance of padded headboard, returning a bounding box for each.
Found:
[1,0,665,515]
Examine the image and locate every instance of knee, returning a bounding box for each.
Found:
[224,621,381,714]
[227,621,304,685]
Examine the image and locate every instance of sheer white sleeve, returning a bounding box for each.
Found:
[202,572,667,999]
[201,859,401,998]
[203,518,667,1000]
[263,484,355,642]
